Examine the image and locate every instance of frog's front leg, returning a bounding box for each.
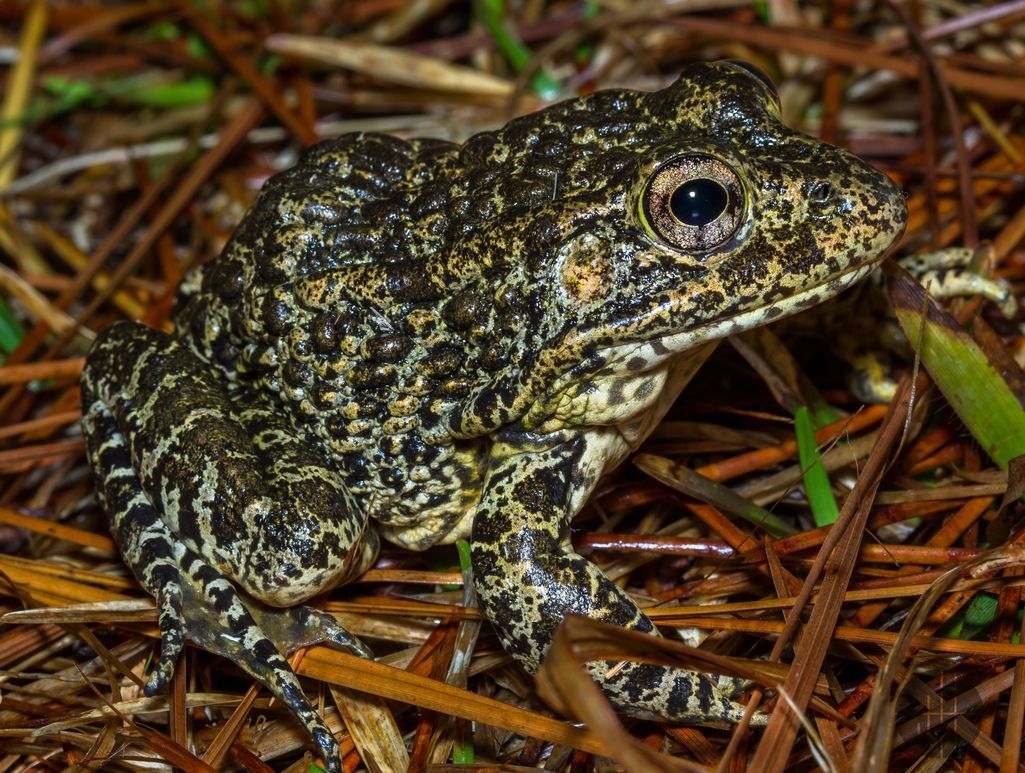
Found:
[897,247,1016,316]
[843,247,1018,402]
[471,433,752,724]
[81,322,378,770]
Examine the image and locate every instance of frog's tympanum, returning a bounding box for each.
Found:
[82,61,906,768]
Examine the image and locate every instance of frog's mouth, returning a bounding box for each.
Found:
[657,260,878,353]
[589,260,880,372]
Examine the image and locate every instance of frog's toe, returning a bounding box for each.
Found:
[611,663,772,727]
[144,586,186,695]
[247,603,373,660]
[920,270,1017,317]
[844,349,899,404]
[712,673,752,700]
[313,609,373,658]
[899,246,976,273]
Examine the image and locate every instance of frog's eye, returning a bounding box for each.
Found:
[641,155,745,254]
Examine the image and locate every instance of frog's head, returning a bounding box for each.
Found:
[449,60,907,430]
[575,61,904,343]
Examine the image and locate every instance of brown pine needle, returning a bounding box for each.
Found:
[1,5,1023,771]
[297,648,611,758]
[0,508,115,553]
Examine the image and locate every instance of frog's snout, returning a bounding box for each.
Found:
[836,158,908,255]
[808,165,906,236]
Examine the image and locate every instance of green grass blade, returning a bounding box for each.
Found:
[0,299,25,355]
[795,406,840,526]
[474,0,561,99]
[42,73,215,110]
[452,737,475,764]
[939,591,998,640]
[456,539,472,573]
[634,454,797,538]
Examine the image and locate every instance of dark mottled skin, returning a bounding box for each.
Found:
[81,62,907,768]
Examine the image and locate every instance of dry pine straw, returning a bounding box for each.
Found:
[0,1,1025,771]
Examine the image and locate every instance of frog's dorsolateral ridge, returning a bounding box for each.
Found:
[81,61,907,768]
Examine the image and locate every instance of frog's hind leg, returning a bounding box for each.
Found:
[81,321,377,770]
[472,433,756,726]
[82,395,349,768]
[81,398,187,694]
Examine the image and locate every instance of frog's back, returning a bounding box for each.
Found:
[174,134,476,546]
[171,90,662,547]
[177,84,661,361]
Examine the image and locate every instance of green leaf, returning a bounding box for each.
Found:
[143,21,181,42]
[41,74,96,104]
[41,73,215,110]
[964,592,998,629]
[888,264,1025,468]
[130,77,215,108]
[260,52,281,75]
[940,591,998,640]
[185,30,213,59]
[452,737,475,764]
[634,454,797,538]
[795,406,840,526]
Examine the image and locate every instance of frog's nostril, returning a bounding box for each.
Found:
[809,181,833,205]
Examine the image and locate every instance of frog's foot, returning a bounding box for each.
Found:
[145,579,371,698]
[246,602,373,660]
[838,337,899,404]
[917,270,1015,317]
[601,664,767,727]
[834,245,1015,403]
[897,247,1016,317]
[172,549,349,771]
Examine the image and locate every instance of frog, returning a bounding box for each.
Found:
[80,60,907,769]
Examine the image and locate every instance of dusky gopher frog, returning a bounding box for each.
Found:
[81,60,907,768]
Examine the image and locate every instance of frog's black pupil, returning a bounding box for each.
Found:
[669,179,728,226]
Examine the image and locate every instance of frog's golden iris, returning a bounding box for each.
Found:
[641,153,745,254]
